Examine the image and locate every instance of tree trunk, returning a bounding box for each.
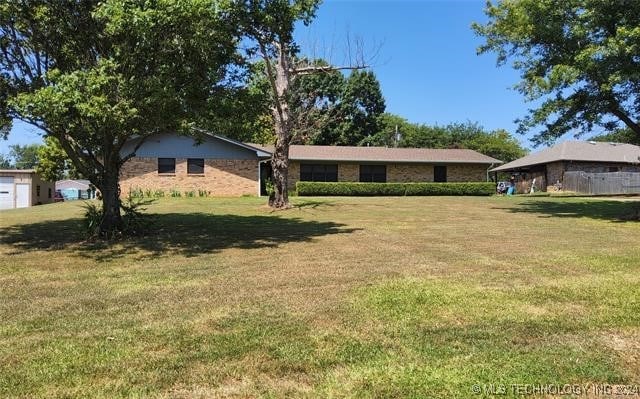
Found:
[99,168,123,236]
[269,138,290,208]
[267,41,293,209]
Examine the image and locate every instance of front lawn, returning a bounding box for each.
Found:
[1,196,639,397]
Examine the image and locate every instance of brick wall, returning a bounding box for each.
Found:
[446,164,488,182]
[288,161,300,190]
[387,163,487,183]
[387,164,434,182]
[287,161,488,189]
[120,157,259,196]
[338,163,359,182]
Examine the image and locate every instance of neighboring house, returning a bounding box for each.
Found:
[0,169,55,210]
[119,133,502,197]
[490,141,640,192]
[55,179,96,200]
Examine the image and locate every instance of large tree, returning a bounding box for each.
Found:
[473,0,640,145]
[241,60,386,146]
[305,69,385,146]
[234,0,368,208]
[367,115,527,162]
[592,127,640,146]
[8,143,40,169]
[1,0,237,235]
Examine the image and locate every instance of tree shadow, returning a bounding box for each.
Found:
[0,212,360,260]
[495,199,640,222]
[293,199,336,209]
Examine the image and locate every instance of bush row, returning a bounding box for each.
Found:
[296,182,495,196]
[128,188,211,198]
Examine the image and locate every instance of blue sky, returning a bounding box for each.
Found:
[2,0,564,155]
[298,0,531,145]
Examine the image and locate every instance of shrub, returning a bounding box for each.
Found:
[184,190,196,198]
[154,189,165,198]
[198,189,210,197]
[82,196,155,239]
[129,188,144,199]
[170,189,182,197]
[296,182,495,196]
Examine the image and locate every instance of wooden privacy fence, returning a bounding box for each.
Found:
[563,171,640,195]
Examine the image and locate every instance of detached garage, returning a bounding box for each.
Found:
[0,170,55,210]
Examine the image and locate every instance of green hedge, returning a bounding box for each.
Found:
[296,182,495,196]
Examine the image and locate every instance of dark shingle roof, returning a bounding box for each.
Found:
[491,141,640,172]
[251,144,501,164]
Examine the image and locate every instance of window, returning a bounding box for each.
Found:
[36,185,40,196]
[300,164,338,182]
[434,165,447,182]
[158,158,176,174]
[359,165,386,183]
[48,188,52,198]
[188,158,205,174]
[609,166,620,172]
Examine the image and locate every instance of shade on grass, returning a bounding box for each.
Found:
[0,196,639,397]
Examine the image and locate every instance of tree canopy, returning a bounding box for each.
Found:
[368,115,527,163]
[241,62,386,146]
[5,143,40,169]
[474,0,640,145]
[592,128,640,146]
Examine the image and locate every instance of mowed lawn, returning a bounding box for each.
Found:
[1,196,639,398]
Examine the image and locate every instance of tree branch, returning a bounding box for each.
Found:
[119,136,149,166]
[292,64,369,75]
[609,107,640,137]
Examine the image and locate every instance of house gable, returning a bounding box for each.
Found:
[120,133,270,160]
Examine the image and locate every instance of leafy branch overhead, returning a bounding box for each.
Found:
[474,0,640,145]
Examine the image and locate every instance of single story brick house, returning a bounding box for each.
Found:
[0,169,55,210]
[490,141,640,192]
[119,133,502,196]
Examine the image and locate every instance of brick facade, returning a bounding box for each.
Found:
[444,164,488,182]
[512,161,640,193]
[287,161,489,189]
[120,157,259,197]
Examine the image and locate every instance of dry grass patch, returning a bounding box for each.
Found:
[0,196,639,397]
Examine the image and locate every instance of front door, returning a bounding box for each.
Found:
[15,183,30,208]
[260,161,273,196]
[434,165,447,182]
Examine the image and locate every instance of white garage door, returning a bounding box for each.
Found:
[16,183,30,208]
[0,176,14,210]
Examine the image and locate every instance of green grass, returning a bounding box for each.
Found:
[1,196,639,398]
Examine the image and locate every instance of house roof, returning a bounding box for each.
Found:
[55,179,91,189]
[491,141,640,172]
[0,169,36,173]
[251,144,502,164]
